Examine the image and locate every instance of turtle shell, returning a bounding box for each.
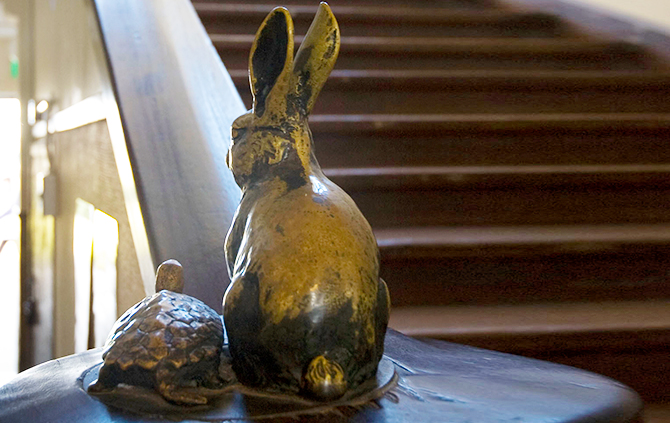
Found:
[91,290,225,404]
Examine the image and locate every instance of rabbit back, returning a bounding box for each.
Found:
[226,176,379,324]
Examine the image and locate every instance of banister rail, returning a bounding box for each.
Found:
[92,0,245,310]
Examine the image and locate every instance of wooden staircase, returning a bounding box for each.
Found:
[193,0,670,402]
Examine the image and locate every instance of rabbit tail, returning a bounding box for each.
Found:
[301,355,348,401]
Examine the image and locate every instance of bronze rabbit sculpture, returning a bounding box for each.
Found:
[223,3,390,401]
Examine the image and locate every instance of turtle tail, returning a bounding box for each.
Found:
[301,355,348,401]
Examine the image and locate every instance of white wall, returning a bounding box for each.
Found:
[0,3,18,95]
[564,0,670,33]
[33,0,104,112]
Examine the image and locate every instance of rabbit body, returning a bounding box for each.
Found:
[222,4,389,401]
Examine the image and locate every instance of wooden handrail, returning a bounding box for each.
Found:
[92,0,245,311]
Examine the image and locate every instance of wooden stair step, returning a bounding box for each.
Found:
[214,34,626,54]
[308,113,670,134]
[314,125,670,169]
[381,248,670,307]
[381,193,670,228]
[214,35,652,70]
[230,69,670,90]
[376,224,670,258]
[389,300,670,353]
[193,0,497,9]
[231,69,670,114]
[377,224,670,307]
[351,185,670,227]
[329,166,670,227]
[390,301,670,401]
[309,114,670,169]
[325,164,670,191]
[197,4,565,37]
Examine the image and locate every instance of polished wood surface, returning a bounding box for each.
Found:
[93,0,246,311]
[0,330,643,422]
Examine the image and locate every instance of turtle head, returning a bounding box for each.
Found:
[155,259,184,293]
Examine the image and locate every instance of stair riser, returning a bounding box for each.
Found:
[194,0,496,7]
[314,131,670,168]
[201,17,563,38]
[382,253,670,307]
[237,86,670,115]
[347,187,670,227]
[218,48,653,71]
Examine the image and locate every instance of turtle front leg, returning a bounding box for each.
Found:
[157,382,209,405]
[155,364,239,406]
[155,366,211,405]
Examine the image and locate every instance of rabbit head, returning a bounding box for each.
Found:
[227,3,340,189]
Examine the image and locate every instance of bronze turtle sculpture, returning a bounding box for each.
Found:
[89,260,226,405]
[86,259,395,417]
[223,3,390,401]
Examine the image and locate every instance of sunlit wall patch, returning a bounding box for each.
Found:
[73,199,119,352]
[0,97,21,386]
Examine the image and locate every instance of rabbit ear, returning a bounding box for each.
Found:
[288,2,340,118]
[249,7,294,119]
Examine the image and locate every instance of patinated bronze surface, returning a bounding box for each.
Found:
[89,260,226,405]
[87,258,394,414]
[0,330,643,422]
[223,2,390,401]
[83,355,396,420]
